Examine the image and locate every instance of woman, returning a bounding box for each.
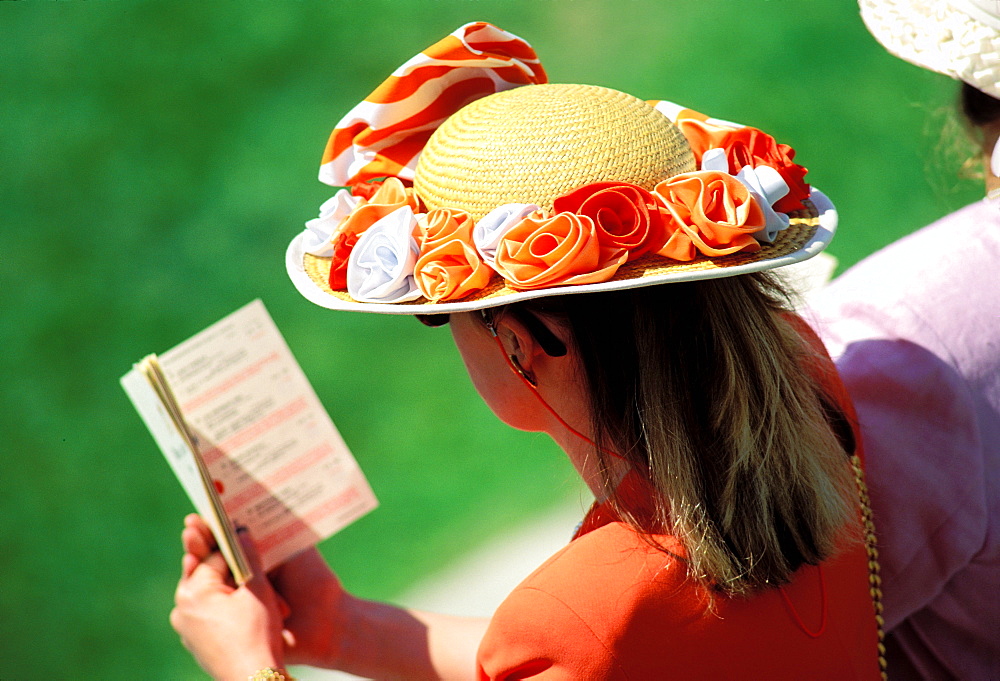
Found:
[172,23,883,680]
[811,2,1000,679]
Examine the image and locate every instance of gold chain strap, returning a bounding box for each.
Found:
[851,454,888,680]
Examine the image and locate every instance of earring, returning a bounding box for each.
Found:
[509,355,537,387]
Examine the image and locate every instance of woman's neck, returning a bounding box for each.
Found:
[987,170,1000,197]
[983,123,1000,197]
[547,425,630,502]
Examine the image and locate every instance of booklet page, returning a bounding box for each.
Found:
[131,300,377,572]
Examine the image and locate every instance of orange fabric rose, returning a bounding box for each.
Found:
[412,207,491,302]
[552,182,666,258]
[337,177,422,238]
[414,239,493,302]
[652,171,764,261]
[493,212,628,290]
[677,118,809,214]
[415,207,474,251]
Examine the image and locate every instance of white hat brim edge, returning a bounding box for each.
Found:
[859,0,1000,99]
[285,188,838,315]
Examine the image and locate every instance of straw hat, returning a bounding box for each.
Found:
[286,25,836,315]
[859,0,1000,98]
[412,84,695,220]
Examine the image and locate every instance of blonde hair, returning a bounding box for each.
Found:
[511,273,858,597]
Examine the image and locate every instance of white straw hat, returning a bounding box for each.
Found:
[859,0,1000,98]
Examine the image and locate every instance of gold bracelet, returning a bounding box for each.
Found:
[249,668,295,681]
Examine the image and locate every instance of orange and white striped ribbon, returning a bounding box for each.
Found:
[647,100,742,130]
[319,22,547,188]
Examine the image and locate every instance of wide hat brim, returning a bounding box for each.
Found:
[286,188,836,315]
[859,0,1000,98]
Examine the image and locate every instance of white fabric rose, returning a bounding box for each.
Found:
[700,147,729,173]
[735,164,791,243]
[302,189,361,256]
[346,206,422,303]
[473,203,540,268]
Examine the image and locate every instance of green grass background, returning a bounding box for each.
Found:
[0,0,983,678]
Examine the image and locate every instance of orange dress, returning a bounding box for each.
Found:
[477,322,882,680]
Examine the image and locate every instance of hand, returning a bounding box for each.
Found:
[171,515,287,681]
[269,546,351,668]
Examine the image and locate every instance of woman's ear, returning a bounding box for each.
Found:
[495,314,544,376]
[493,311,571,388]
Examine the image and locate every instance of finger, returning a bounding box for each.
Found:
[185,550,234,589]
[237,528,265,582]
[181,552,200,579]
[181,547,230,582]
[236,529,279,603]
[175,553,234,608]
[183,512,209,531]
[182,525,215,560]
[183,515,217,549]
[204,549,232,574]
[276,593,291,620]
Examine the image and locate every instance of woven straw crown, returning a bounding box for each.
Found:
[413,84,696,220]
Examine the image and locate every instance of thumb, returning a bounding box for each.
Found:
[238,528,292,619]
[236,528,270,594]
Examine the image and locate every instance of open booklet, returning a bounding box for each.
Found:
[121,299,377,584]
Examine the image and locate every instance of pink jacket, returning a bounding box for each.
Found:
[810,197,1000,680]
